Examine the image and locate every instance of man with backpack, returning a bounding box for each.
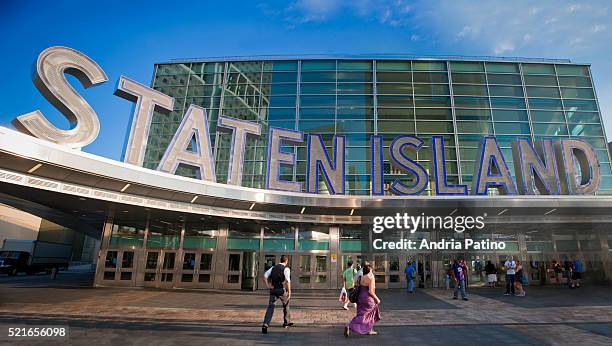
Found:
[262,255,293,334]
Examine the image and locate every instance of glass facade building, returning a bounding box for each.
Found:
[146,57,612,195]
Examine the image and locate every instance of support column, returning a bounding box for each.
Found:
[213,224,229,288]
[329,226,340,289]
[94,211,114,286]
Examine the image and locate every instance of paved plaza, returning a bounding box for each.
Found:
[0,271,610,345]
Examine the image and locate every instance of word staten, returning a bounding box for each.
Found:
[11,47,602,196]
[372,238,506,251]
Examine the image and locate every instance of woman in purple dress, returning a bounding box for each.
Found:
[344,264,381,337]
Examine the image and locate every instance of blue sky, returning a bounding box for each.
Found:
[1,0,611,160]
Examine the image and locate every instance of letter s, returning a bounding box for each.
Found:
[12,46,108,149]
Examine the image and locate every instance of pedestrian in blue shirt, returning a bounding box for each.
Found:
[451,259,468,301]
[404,262,416,293]
[572,259,583,288]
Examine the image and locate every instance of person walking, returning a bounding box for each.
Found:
[485,260,497,288]
[451,259,468,301]
[342,260,357,310]
[553,261,562,285]
[514,260,525,296]
[262,255,292,334]
[572,258,583,288]
[344,264,381,337]
[504,256,517,296]
[404,261,416,293]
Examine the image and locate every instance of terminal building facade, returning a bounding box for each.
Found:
[0,52,611,290]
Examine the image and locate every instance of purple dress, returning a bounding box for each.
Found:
[348,285,381,334]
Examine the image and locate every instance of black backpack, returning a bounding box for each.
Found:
[348,276,361,303]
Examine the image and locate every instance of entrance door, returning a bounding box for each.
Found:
[225,252,242,289]
[416,254,432,288]
[297,254,330,288]
[177,251,215,288]
[100,250,137,286]
[387,254,404,288]
[338,254,365,289]
[143,250,177,288]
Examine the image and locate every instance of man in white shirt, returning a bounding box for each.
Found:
[504,256,517,296]
[262,255,292,334]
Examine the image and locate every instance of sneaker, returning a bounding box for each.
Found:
[504,293,510,296]
[342,305,349,310]
[367,330,378,335]
[344,326,350,338]
[353,303,357,308]
[462,297,469,301]
[283,323,294,328]
[262,325,268,334]
[453,296,458,300]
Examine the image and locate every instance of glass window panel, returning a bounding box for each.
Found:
[413,84,449,95]
[533,123,568,136]
[485,62,519,73]
[268,72,297,83]
[337,83,372,94]
[566,111,599,124]
[522,64,555,74]
[555,65,589,76]
[561,87,595,99]
[414,96,451,107]
[263,61,298,71]
[451,61,484,72]
[377,83,413,94]
[416,121,454,133]
[338,60,372,70]
[302,60,335,70]
[337,107,373,119]
[454,96,489,108]
[455,108,491,121]
[337,71,372,82]
[413,72,448,83]
[301,72,336,83]
[530,110,565,122]
[300,95,335,107]
[415,108,453,120]
[269,107,297,120]
[568,123,604,137]
[337,95,373,107]
[563,99,598,111]
[452,73,486,84]
[269,96,296,108]
[581,136,607,150]
[492,109,528,121]
[558,76,592,87]
[526,87,560,98]
[300,83,336,94]
[336,119,374,132]
[378,121,415,133]
[378,108,414,120]
[378,95,413,107]
[377,61,411,71]
[452,84,487,96]
[269,83,297,95]
[299,120,335,131]
[494,122,530,135]
[376,72,411,83]
[456,121,493,134]
[528,98,562,110]
[413,61,446,71]
[524,75,557,86]
[487,74,521,85]
[458,134,482,147]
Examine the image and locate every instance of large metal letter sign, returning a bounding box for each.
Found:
[12,46,108,149]
[472,136,517,195]
[306,134,346,194]
[266,127,303,192]
[217,116,261,186]
[370,135,384,196]
[432,136,468,195]
[555,138,601,194]
[115,76,175,166]
[512,138,560,195]
[388,136,428,195]
[157,105,216,181]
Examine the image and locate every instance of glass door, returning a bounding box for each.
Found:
[100,250,136,286]
[143,250,177,288]
[296,254,329,288]
[225,252,242,289]
[387,254,403,288]
[177,251,215,288]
